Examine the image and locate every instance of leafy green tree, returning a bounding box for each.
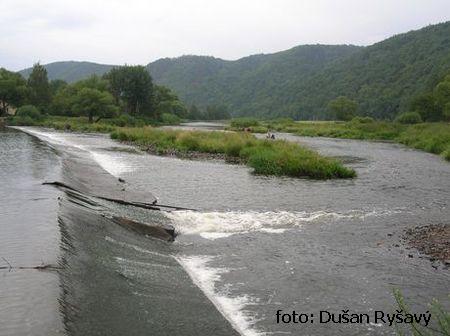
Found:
[410,93,440,121]
[49,85,78,116]
[0,68,28,116]
[49,76,112,116]
[74,75,109,92]
[434,75,450,114]
[160,113,181,125]
[153,85,187,119]
[103,67,125,104]
[27,62,51,110]
[72,88,118,123]
[187,104,203,120]
[154,85,178,104]
[49,79,67,95]
[410,74,450,121]
[443,103,450,121]
[16,105,42,120]
[327,96,358,121]
[104,65,154,116]
[204,104,231,120]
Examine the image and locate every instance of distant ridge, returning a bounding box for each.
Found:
[19,61,116,83]
[17,21,450,119]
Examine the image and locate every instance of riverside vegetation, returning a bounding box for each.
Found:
[110,127,356,179]
[1,62,356,179]
[228,118,450,161]
[7,114,357,179]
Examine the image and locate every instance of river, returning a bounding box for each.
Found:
[0,125,449,335]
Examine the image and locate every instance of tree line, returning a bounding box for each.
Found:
[0,63,191,123]
[326,73,450,123]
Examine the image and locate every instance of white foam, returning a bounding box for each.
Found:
[200,232,235,240]
[176,255,262,336]
[90,151,134,176]
[104,236,171,258]
[17,127,134,176]
[115,256,173,269]
[166,209,380,239]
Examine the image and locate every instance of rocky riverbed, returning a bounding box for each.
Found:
[404,224,450,266]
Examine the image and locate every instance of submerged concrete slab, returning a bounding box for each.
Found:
[60,152,157,205]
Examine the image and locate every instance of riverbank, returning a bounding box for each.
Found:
[228,119,450,161]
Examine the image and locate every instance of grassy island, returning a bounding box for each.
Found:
[111,127,356,179]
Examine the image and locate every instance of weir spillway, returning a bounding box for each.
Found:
[7,127,241,336]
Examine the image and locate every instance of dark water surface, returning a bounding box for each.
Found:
[0,129,63,336]
[1,125,449,336]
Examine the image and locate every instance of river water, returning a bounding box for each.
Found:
[0,125,449,335]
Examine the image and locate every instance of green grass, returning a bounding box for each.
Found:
[7,115,118,132]
[111,127,356,179]
[393,289,450,336]
[229,117,260,128]
[6,114,165,132]
[253,120,450,161]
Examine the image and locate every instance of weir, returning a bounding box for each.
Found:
[12,126,186,240]
[49,150,179,241]
[9,127,241,336]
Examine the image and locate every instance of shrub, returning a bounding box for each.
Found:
[230,117,260,128]
[160,113,181,125]
[395,112,423,124]
[443,147,450,161]
[351,116,374,123]
[251,125,269,133]
[8,115,36,126]
[16,105,42,120]
[111,114,142,127]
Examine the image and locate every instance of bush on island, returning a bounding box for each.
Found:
[395,112,422,124]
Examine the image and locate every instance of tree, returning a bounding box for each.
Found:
[328,96,358,121]
[0,68,28,116]
[410,93,440,121]
[103,67,125,104]
[72,88,118,123]
[16,105,42,120]
[49,79,67,96]
[153,85,187,119]
[204,104,231,120]
[49,85,77,116]
[187,104,203,120]
[49,76,112,116]
[434,75,450,114]
[443,103,450,121]
[104,65,154,116]
[27,62,51,110]
[410,74,450,121]
[74,75,109,92]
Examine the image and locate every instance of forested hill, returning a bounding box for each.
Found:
[19,61,115,83]
[287,21,450,119]
[17,21,450,119]
[147,22,450,119]
[147,45,361,114]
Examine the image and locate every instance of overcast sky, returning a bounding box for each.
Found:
[1,0,449,71]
